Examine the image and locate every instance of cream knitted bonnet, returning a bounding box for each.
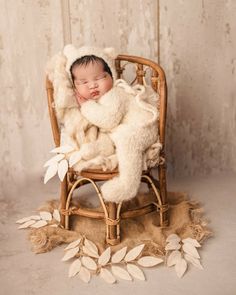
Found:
[63,44,118,81]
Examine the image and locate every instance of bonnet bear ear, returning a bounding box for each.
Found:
[103,47,117,59]
[63,44,77,58]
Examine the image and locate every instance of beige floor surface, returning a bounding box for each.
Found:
[1,172,236,295]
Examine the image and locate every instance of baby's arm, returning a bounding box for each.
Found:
[80,87,126,130]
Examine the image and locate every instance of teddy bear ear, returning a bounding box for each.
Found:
[63,44,77,58]
[103,47,117,59]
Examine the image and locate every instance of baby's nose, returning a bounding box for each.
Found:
[89,81,98,89]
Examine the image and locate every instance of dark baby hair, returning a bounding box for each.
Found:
[70,55,113,83]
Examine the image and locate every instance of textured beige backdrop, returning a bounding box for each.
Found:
[0,0,235,195]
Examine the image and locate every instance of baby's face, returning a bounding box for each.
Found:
[72,61,113,102]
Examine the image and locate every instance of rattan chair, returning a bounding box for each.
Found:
[45,54,168,245]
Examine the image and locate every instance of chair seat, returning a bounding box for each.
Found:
[72,168,150,181]
[72,168,119,180]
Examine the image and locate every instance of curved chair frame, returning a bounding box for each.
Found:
[45,54,168,245]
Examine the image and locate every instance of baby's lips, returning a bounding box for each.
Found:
[91,91,99,97]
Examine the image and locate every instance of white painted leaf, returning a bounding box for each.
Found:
[52,209,61,222]
[39,211,52,221]
[167,250,182,267]
[111,246,127,263]
[44,154,65,167]
[44,162,58,184]
[165,241,181,251]
[64,238,81,251]
[182,238,201,248]
[124,244,145,262]
[78,266,91,283]
[50,145,74,154]
[18,220,36,229]
[16,215,40,224]
[81,256,97,271]
[82,246,99,258]
[182,243,200,259]
[68,259,81,277]
[100,268,116,284]
[175,258,187,278]
[166,234,181,243]
[184,254,203,270]
[29,215,41,221]
[98,247,111,266]
[30,220,48,228]
[137,256,163,267]
[58,159,68,181]
[16,216,32,224]
[111,266,132,281]
[84,239,99,255]
[127,264,145,281]
[111,247,127,263]
[62,246,79,261]
[69,151,82,167]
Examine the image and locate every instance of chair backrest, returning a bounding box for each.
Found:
[46,54,167,153]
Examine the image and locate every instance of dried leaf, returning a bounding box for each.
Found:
[175,258,187,278]
[82,246,99,258]
[18,220,36,229]
[111,246,127,263]
[78,266,91,283]
[182,243,200,259]
[111,266,132,281]
[16,217,32,224]
[53,209,61,222]
[184,254,203,270]
[62,246,79,261]
[98,247,111,266]
[29,215,41,221]
[167,250,182,267]
[84,239,99,255]
[44,162,58,184]
[64,238,81,251]
[111,247,127,263]
[124,244,145,262]
[50,145,74,154]
[81,256,97,271]
[58,159,68,181]
[69,151,82,167]
[137,256,163,267]
[44,154,65,167]
[100,268,116,284]
[165,241,181,251]
[166,234,181,243]
[68,259,81,277]
[16,215,40,224]
[39,211,52,221]
[30,220,48,228]
[127,264,145,281]
[182,238,201,248]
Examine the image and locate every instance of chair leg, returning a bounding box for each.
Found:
[60,177,68,229]
[106,202,121,245]
[158,164,169,227]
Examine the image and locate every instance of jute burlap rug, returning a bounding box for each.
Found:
[29,191,212,255]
